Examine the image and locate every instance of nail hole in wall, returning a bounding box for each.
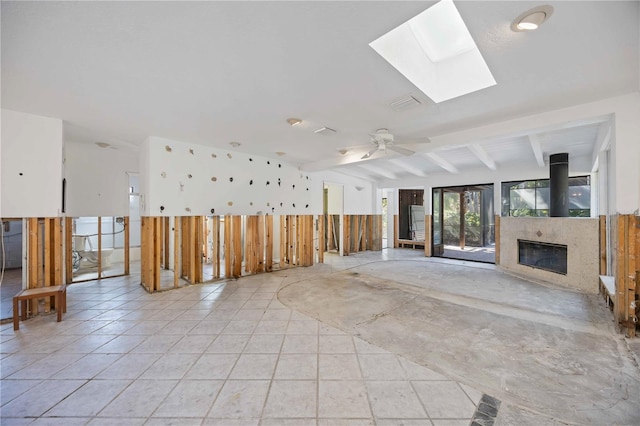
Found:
[165,145,172,152]
[211,177,217,182]
[228,201,233,206]
[161,172,167,178]
[188,174,193,179]
[227,153,232,159]
[189,149,194,155]
[229,177,234,182]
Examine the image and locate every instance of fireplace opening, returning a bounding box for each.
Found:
[518,240,567,275]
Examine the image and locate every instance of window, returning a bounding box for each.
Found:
[501,176,590,217]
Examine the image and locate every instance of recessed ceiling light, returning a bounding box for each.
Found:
[369,0,496,103]
[95,142,110,148]
[229,141,241,148]
[286,118,302,126]
[511,5,554,32]
[314,127,336,135]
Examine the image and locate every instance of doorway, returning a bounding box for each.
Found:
[432,184,495,263]
[0,219,23,320]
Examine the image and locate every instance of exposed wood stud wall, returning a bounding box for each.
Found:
[24,218,65,318]
[137,214,322,293]
[614,214,639,337]
[341,215,382,255]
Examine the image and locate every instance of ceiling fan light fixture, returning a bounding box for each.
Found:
[286,118,302,127]
[511,5,553,32]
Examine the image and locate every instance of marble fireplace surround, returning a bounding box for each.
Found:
[499,217,599,293]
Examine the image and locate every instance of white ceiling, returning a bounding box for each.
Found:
[2,1,639,181]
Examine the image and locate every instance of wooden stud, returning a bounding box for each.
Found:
[297,216,303,265]
[54,218,63,285]
[224,215,232,277]
[266,215,273,272]
[280,215,287,269]
[197,216,205,283]
[44,219,52,287]
[174,217,180,288]
[393,215,399,248]
[257,215,265,273]
[233,215,242,277]
[245,216,252,273]
[36,220,44,305]
[615,215,626,332]
[318,215,324,263]
[65,217,73,284]
[213,216,220,278]
[188,216,196,283]
[599,215,607,275]
[140,217,147,288]
[627,215,636,337]
[182,217,190,281]
[124,216,130,275]
[97,216,102,277]
[424,215,432,257]
[495,215,501,265]
[343,215,350,256]
[326,215,333,251]
[163,217,170,269]
[154,217,162,291]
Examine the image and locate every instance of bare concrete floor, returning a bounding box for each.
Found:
[280,250,640,425]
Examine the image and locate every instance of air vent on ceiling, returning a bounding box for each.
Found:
[390,95,421,111]
[314,127,337,135]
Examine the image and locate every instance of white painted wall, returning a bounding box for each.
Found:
[65,141,139,217]
[1,109,63,217]
[318,171,376,215]
[324,183,343,215]
[141,136,320,217]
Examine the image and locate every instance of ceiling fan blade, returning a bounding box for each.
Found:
[388,145,415,156]
[361,147,379,159]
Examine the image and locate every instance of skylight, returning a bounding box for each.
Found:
[369,0,496,103]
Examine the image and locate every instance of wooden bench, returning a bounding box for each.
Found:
[13,285,67,330]
[599,275,615,311]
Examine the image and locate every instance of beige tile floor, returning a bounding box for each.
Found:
[0,259,481,425]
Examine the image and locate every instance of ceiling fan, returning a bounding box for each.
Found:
[360,129,417,160]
